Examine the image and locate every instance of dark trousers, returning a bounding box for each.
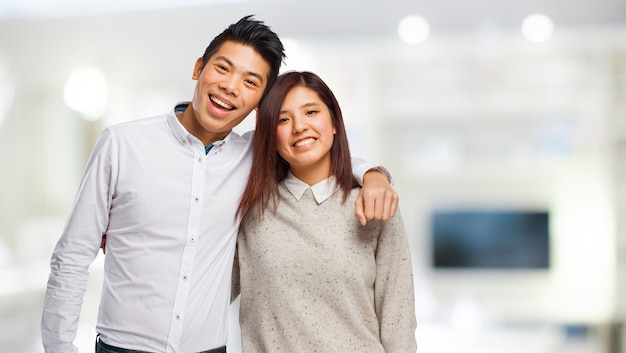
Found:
[96,336,226,353]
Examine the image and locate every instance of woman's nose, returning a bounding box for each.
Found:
[292,116,308,133]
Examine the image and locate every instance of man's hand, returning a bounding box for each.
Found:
[355,169,399,226]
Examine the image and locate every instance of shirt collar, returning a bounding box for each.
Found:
[168,102,231,149]
[168,103,191,144]
[283,171,337,204]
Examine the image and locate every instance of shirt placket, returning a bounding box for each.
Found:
[165,139,205,352]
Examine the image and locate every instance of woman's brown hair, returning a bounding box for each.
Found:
[237,71,357,220]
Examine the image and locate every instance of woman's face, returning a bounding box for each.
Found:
[275,86,336,185]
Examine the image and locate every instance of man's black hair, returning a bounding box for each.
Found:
[201,15,286,99]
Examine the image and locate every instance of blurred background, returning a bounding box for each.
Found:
[0,0,625,352]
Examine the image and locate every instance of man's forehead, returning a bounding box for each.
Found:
[212,41,270,79]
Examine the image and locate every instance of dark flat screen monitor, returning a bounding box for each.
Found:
[431,209,550,269]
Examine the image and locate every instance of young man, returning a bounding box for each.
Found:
[41,16,398,353]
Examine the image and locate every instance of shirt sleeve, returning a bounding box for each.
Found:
[350,157,394,187]
[373,209,418,353]
[41,129,115,353]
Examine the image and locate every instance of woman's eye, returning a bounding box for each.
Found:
[278,117,289,123]
[306,110,318,116]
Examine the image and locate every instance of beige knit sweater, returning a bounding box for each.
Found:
[233,180,417,353]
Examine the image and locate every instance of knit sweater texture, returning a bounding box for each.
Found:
[233,181,417,353]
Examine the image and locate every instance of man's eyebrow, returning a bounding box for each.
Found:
[214,55,265,84]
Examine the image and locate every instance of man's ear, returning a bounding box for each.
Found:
[192,57,204,80]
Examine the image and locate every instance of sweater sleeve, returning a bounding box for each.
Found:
[373,209,417,353]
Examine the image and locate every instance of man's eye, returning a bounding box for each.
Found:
[245,79,258,87]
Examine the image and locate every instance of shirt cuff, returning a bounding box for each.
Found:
[352,157,394,186]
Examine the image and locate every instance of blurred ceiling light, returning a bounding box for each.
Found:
[398,15,431,45]
[521,13,555,42]
[63,66,108,121]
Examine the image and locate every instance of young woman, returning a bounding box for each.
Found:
[233,71,417,353]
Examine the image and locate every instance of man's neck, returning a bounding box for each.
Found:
[176,104,229,146]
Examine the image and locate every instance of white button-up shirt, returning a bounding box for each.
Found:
[42,103,379,353]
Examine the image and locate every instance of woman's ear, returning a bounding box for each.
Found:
[192,57,204,80]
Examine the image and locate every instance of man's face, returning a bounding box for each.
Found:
[189,41,270,143]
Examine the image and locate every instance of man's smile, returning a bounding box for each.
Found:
[210,95,235,110]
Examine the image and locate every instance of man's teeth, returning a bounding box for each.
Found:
[211,96,233,110]
[294,138,315,147]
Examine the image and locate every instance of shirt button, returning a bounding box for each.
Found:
[194,197,199,202]
[198,158,202,162]
[175,314,181,320]
[183,275,188,281]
